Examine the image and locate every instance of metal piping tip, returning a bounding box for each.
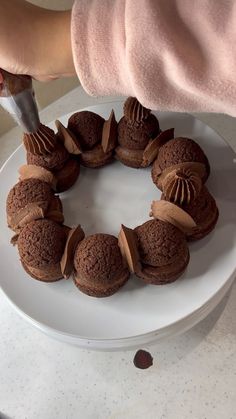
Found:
[0,88,40,133]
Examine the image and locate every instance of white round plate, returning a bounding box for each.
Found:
[0,102,236,350]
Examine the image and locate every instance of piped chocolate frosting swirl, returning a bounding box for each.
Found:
[123,97,151,123]
[23,124,57,155]
[162,167,202,205]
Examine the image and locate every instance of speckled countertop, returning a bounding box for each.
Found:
[0,87,236,419]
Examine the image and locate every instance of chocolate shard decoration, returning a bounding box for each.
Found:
[118,224,141,273]
[18,164,57,190]
[102,109,118,153]
[10,234,19,246]
[62,225,72,237]
[46,210,64,224]
[141,128,175,167]
[55,119,82,155]
[155,127,175,146]
[9,202,46,233]
[141,139,160,168]
[49,196,63,212]
[150,200,196,234]
[60,225,85,279]
[46,196,64,223]
[123,97,151,123]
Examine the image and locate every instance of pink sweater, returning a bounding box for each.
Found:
[71,0,236,115]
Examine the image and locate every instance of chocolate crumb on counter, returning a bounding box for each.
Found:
[133,349,153,369]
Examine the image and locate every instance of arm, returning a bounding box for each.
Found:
[0,0,75,81]
[71,0,236,115]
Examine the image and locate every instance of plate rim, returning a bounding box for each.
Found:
[1,270,234,350]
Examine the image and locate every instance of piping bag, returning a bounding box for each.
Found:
[0,69,40,133]
[0,69,57,154]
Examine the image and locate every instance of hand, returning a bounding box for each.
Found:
[0,0,76,81]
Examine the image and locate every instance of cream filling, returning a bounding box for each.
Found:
[24,262,63,281]
[74,267,129,291]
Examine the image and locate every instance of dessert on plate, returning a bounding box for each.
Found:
[161,186,219,240]
[118,200,193,285]
[6,176,63,233]
[74,234,130,297]
[17,219,68,282]
[152,137,210,205]
[25,123,80,192]
[5,99,220,294]
[68,110,117,168]
[135,219,190,284]
[116,97,164,168]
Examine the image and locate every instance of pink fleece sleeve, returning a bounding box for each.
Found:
[71,0,236,115]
